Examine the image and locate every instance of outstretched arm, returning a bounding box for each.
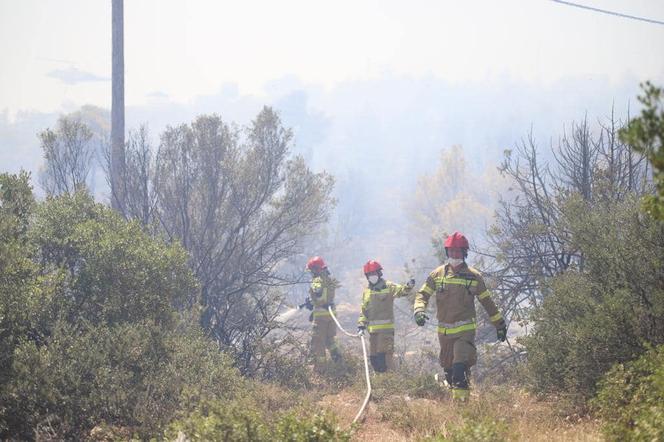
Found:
[414,274,435,314]
[390,279,415,299]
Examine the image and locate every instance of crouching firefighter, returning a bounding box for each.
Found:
[303,256,342,368]
[357,260,415,373]
[413,232,507,401]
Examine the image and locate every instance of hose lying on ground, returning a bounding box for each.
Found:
[327,305,372,424]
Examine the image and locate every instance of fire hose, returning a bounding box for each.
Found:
[327,306,372,424]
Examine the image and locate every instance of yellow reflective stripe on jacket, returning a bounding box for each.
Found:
[435,276,478,287]
[490,312,503,322]
[437,321,476,335]
[313,309,331,317]
[369,288,391,295]
[478,290,491,300]
[420,285,434,295]
[368,323,395,332]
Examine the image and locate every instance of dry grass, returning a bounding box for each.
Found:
[317,383,602,442]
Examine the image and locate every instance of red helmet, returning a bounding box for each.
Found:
[306,256,327,272]
[363,260,383,274]
[444,232,469,249]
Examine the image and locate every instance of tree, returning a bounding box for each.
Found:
[0,172,37,388]
[523,195,664,402]
[487,113,648,326]
[620,81,664,219]
[38,117,95,195]
[113,107,335,374]
[104,125,158,226]
[407,145,499,248]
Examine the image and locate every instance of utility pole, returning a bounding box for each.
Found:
[111,0,125,211]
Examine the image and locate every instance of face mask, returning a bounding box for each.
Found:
[449,258,464,267]
[368,275,379,285]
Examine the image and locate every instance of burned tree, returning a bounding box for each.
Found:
[486,112,649,326]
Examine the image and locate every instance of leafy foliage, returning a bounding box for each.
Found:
[38,116,95,195]
[522,196,664,402]
[28,191,195,330]
[0,177,243,439]
[3,321,241,439]
[166,400,351,442]
[432,417,509,442]
[112,108,335,374]
[620,81,664,219]
[593,344,664,442]
[489,114,649,324]
[0,172,38,391]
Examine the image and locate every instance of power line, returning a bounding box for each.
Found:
[549,0,664,26]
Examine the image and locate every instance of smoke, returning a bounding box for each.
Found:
[0,72,650,298]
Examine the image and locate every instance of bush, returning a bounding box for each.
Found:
[0,185,239,439]
[2,321,242,439]
[275,412,351,442]
[425,417,508,442]
[166,400,351,442]
[29,191,196,329]
[253,334,313,390]
[523,197,664,403]
[165,399,268,442]
[593,344,664,441]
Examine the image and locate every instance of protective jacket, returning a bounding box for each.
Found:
[358,280,412,333]
[414,263,503,335]
[310,273,337,319]
[309,272,340,366]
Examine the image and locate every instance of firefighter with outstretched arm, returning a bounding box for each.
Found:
[414,232,507,401]
[357,260,415,372]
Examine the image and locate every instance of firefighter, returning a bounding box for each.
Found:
[357,260,415,373]
[303,256,342,368]
[413,232,507,401]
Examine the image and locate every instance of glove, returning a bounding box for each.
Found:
[405,278,416,290]
[357,324,366,335]
[299,297,314,311]
[496,322,507,342]
[414,312,428,326]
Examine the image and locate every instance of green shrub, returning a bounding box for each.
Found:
[0,186,237,440]
[593,344,664,442]
[275,412,351,442]
[446,417,508,442]
[165,399,268,442]
[0,172,38,389]
[2,321,242,439]
[254,336,312,390]
[423,417,508,442]
[315,349,361,391]
[29,191,196,329]
[523,197,664,403]
[166,401,350,442]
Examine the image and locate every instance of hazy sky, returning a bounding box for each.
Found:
[2,0,664,274]
[1,0,663,114]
